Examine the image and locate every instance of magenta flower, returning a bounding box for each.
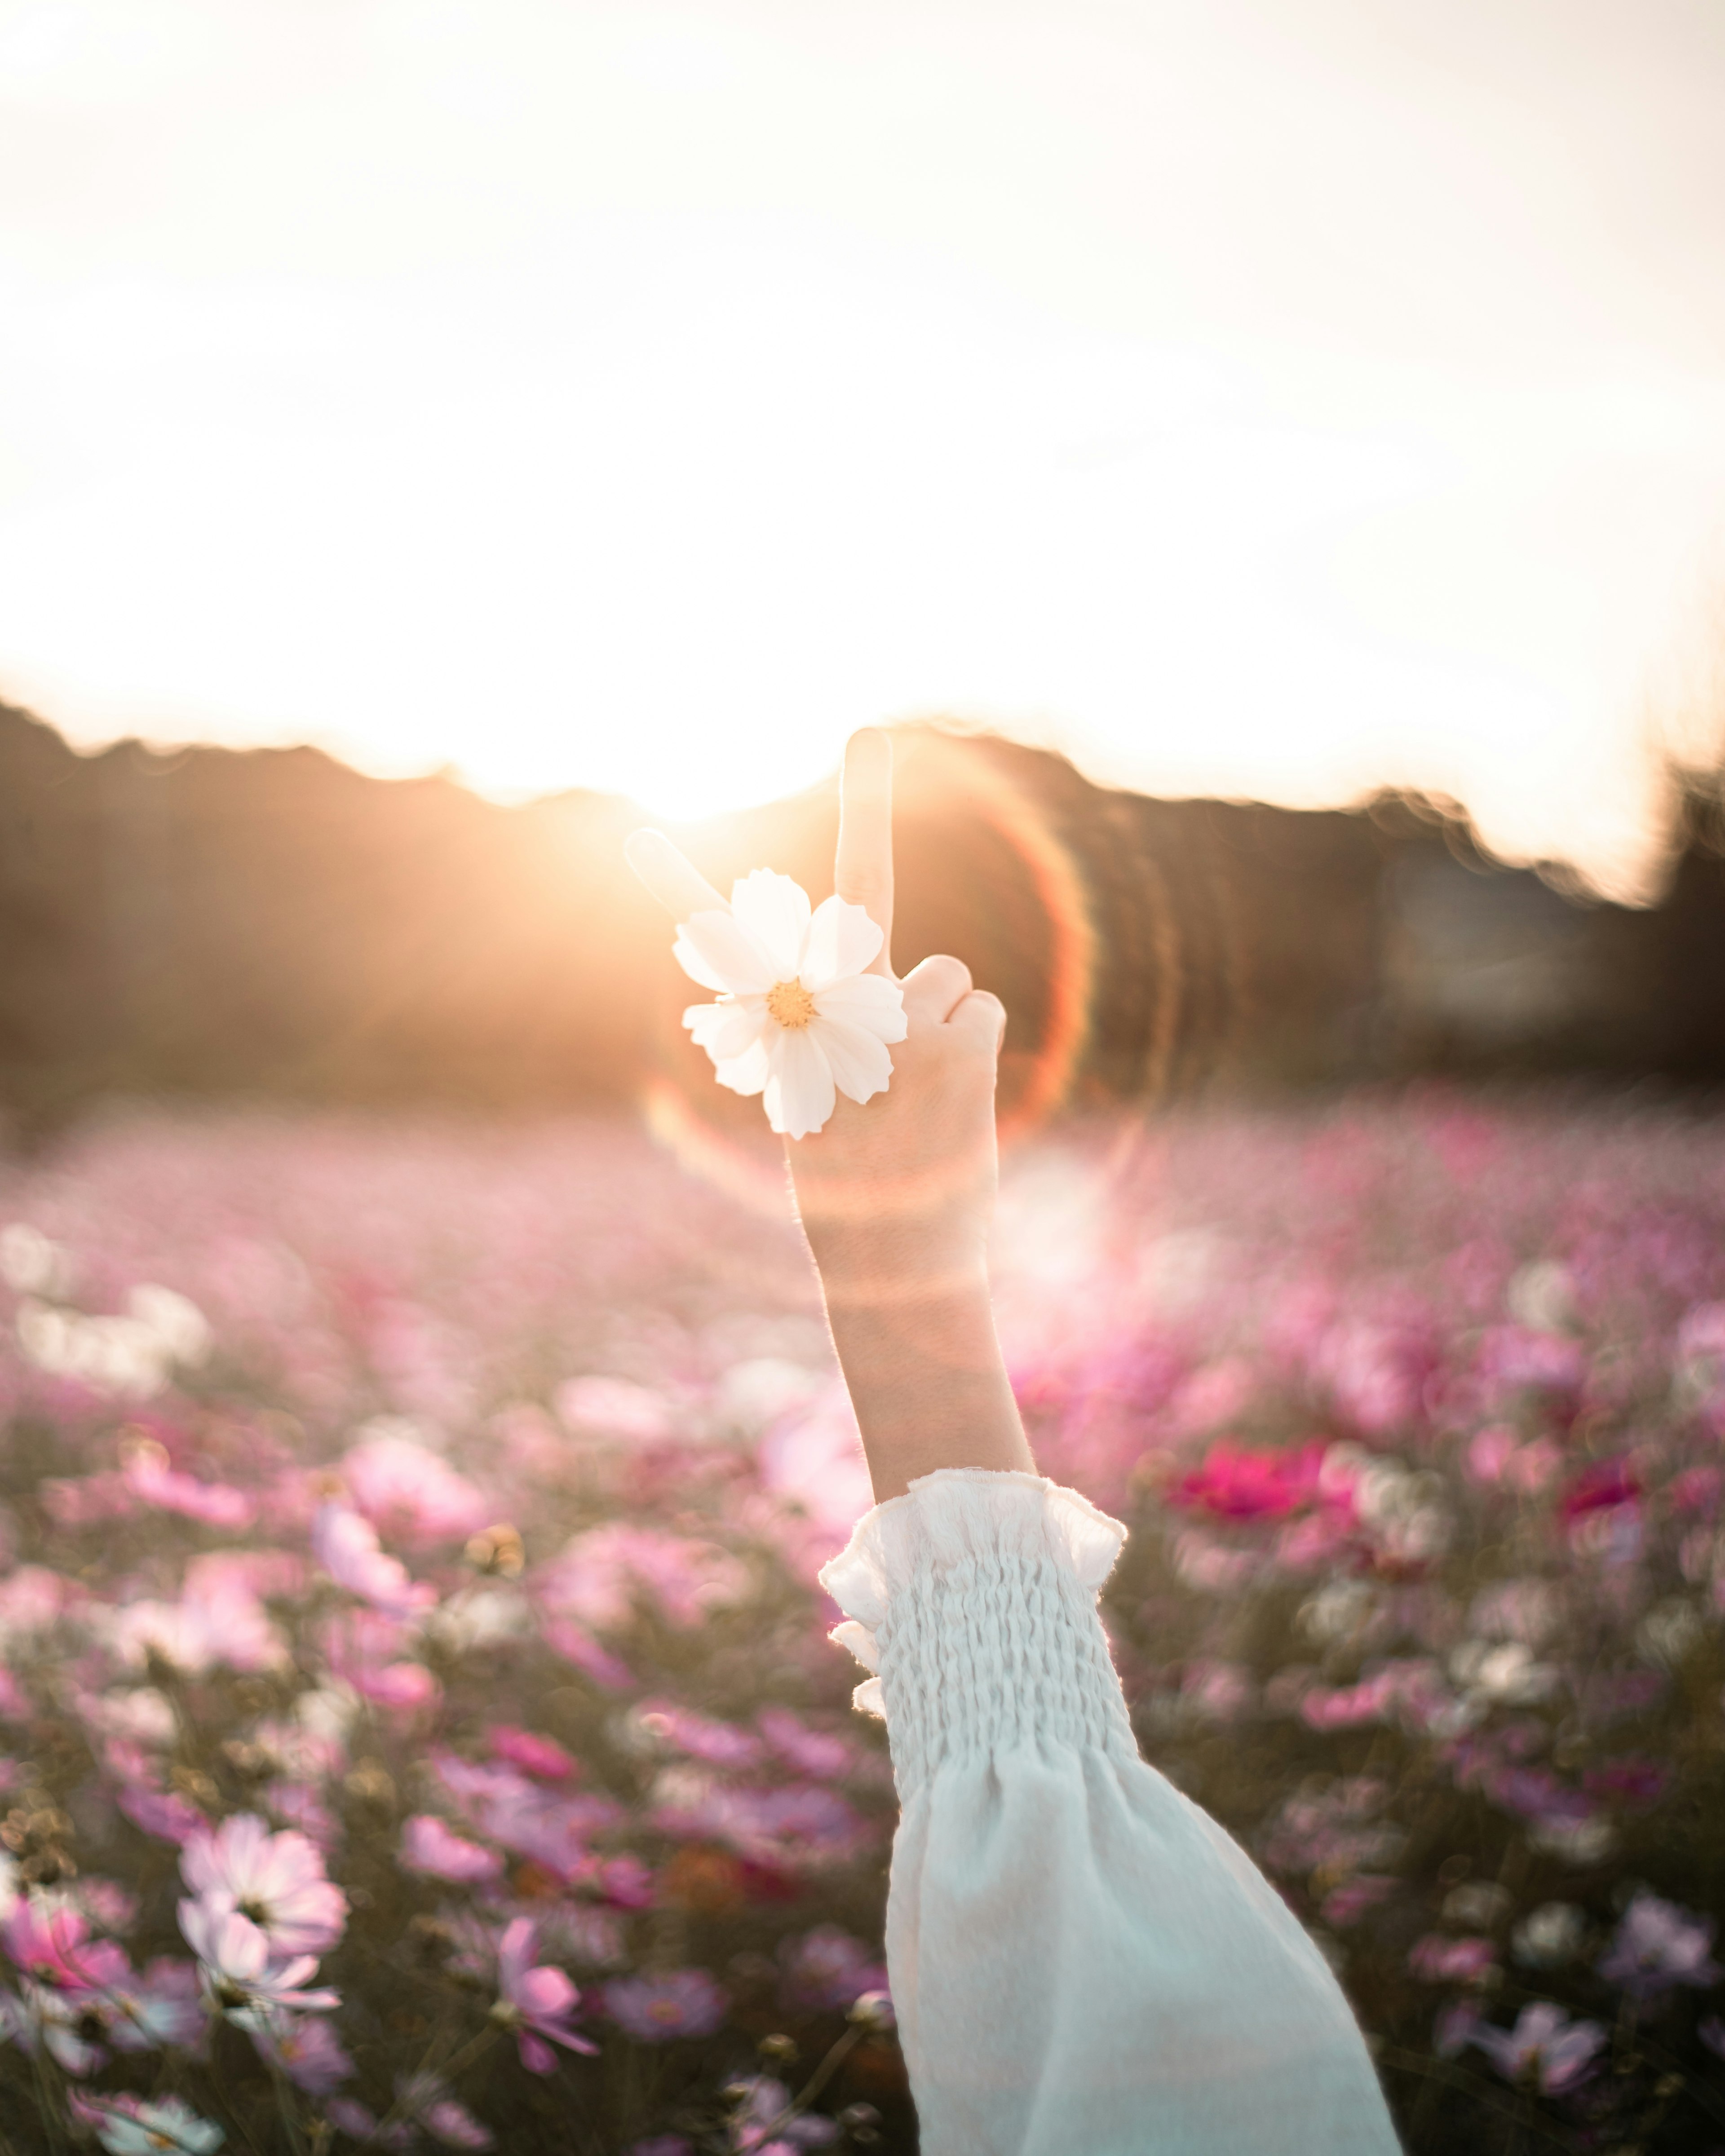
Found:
[603,1968,726,2044]
[181,1814,347,1957]
[489,1726,579,1780]
[1558,1458,1641,1521]
[400,1815,504,1883]
[1472,2001,1606,2093]
[1597,1891,1721,2000]
[1168,1439,1326,1522]
[490,1917,597,2071]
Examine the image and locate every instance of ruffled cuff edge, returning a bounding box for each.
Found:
[817,1468,1127,1716]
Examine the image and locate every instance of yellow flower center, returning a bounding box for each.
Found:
[766,980,816,1029]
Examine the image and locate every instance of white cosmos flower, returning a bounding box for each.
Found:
[674,870,907,1140]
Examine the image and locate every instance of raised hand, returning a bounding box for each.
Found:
[627,727,1032,1498]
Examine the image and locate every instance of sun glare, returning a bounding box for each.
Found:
[3,1,1725,895]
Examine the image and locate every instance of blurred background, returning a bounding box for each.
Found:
[3,0,1725,1137]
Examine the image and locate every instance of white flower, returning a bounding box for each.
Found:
[674,870,907,1140]
[85,2094,226,2155]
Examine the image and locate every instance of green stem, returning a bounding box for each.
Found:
[751,2025,867,2144]
[1377,2048,1582,2153]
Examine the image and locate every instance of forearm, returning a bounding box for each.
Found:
[820,1273,1035,1502]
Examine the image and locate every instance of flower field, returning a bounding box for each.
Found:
[0,1095,1723,2154]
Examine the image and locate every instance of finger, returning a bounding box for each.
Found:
[950,988,1008,1057]
[624,829,730,922]
[900,953,973,1024]
[834,728,894,975]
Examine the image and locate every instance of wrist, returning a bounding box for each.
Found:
[822,1279,1034,1502]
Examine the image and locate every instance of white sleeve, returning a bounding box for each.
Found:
[819,1468,1403,2156]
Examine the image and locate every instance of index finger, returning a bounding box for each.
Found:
[624,829,730,922]
[834,727,894,976]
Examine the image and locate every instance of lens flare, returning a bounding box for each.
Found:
[639,732,1119,1206]
[895,733,1098,1142]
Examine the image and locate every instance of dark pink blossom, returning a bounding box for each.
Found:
[1559,1458,1641,1521]
[488,1726,579,1780]
[1168,1440,1327,1522]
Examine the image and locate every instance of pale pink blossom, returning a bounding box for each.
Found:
[176,1895,339,2025]
[603,1967,726,2044]
[338,1429,488,1546]
[311,1502,435,1619]
[251,2008,355,2093]
[180,1815,347,1957]
[399,1815,503,1884]
[1471,2001,1606,2093]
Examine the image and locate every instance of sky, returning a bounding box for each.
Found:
[3,0,1725,895]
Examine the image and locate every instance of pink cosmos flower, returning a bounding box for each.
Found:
[120,1443,257,1529]
[726,2075,840,2151]
[118,1787,207,1846]
[177,1896,339,2024]
[776,1926,887,2014]
[603,1968,726,2044]
[104,1957,205,2052]
[491,1917,597,2071]
[537,1522,748,1633]
[251,2008,356,2093]
[1559,1458,1641,1521]
[756,1709,850,1781]
[1319,1877,1398,1930]
[489,1726,578,1780]
[338,1430,489,1546]
[1,1900,124,1990]
[399,1815,504,1884]
[636,1701,764,1771]
[1471,2001,1606,2093]
[396,2075,496,2149]
[1596,1891,1721,1999]
[181,1814,347,1957]
[312,1502,436,1619]
[1407,1934,1498,1986]
[1168,1439,1326,1522]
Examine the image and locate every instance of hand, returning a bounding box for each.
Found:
[627,728,1034,1499]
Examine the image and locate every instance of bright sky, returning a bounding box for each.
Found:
[4,0,1725,894]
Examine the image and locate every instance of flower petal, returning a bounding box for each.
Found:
[730,870,811,980]
[763,1029,837,1139]
[684,998,769,1064]
[674,910,775,995]
[809,1016,894,1106]
[801,896,882,990]
[811,974,908,1043]
[713,1037,771,1098]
